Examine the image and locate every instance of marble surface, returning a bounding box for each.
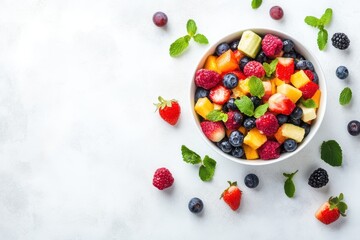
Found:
[0,0,359,239]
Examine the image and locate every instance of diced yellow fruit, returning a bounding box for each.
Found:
[238,126,247,135]
[244,128,267,149]
[280,123,305,143]
[311,89,321,108]
[204,55,221,73]
[290,70,311,89]
[213,104,222,110]
[274,78,285,86]
[238,78,250,95]
[194,97,214,119]
[274,126,287,144]
[277,84,303,103]
[243,144,259,160]
[299,104,317,122]
[270,79,277,94]
[232,81,247,98]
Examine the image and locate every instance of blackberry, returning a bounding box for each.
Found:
[308,168,329,188]
[331,33,350,50]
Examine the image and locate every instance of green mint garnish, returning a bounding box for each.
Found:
[206,110,228,122]
[254,103,269,118]
[304,8,333,50]
[181,145,216,181]
[339,87,352,105]
[321,140,342,167]
[301,98,317,108]
[283,170,298,198]
[263,59,279,78]
[169,19,208,57]
[235,96,254,117]
[251,0,262,9]
[249,76,265,98]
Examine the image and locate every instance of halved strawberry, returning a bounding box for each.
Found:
[200,121,225,142]
[268,93,296,115]
[276,57,294,83]
[299,81,319,99]
[209,85,231,105]
[315,193,347,225]
[262,81,272,101]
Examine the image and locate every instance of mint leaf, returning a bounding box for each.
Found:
[251,0,262,9]
[321,140,342,167]
[248,76,265,98]
[206,110,228,122]
[263,59,278,78]
[193,34,209,44]
[317,28,328,50]
[187,19,197,37]
[283,170,298,198]
[170,36,190,57]
[301,98,317,108]
[181,145,201,164]
[199,155,216,181]
[254,103,269,118]
[339,87,352,105]
[320,8,333,26]
[235,96,254,116]
[304,16,320,28]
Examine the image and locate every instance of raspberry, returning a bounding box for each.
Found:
[262,34,283,58]
[225,111,244,130]
[243,61,265,78]
[304,70,314,81]
[195,69,222,90]
[308,168,329,188]
[153,167,174,190]
[255,113,279,136]
[257,141,281,160]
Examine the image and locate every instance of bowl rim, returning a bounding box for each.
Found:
[190,27,327,166]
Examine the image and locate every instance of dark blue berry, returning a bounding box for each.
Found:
[300,122,311,137]
[188,197,203,214]
[195,87,209,102]
[219,140,233,153]
[296,53,305,60]
[312,71,319,84]
[290,107,303,120]
[255,51,268,63]
[283,39,295,53]
[283,139,297,152]
[244,173,259,188]
[305,60,314,71]
[223,73,239,89]
[288,117,301,126]
[283,51,297,59]
[222,103,229,112]
[295,60,307,70]
[226,98,238,111]
[229,130,244,147]
[215,42,230,56]
[230,40,240,51]
[347,120,360,136]
[277,114,288,125]
[231,147,244,158]
[250,96,262,109]
[240,57,251,71]
[336,66,349,80]
[243,117,256,130]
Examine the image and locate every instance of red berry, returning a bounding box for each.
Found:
[256,113,279,136]
[299,81,319,99]
[276,57,295,83]
[270,6,284,20]
[243,61,265,78]
[257,141,281,160]
[262,34,283,58]
[304,70,314,81]
[221,181,242,211]
[153,167,174,190]
[155,96,181,125]
[200,121,225,142]
[195,69,222,90]
[209,85,231,105]
[225,111,243,130]
[153,12,168,27]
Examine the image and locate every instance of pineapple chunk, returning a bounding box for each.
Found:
[243,144,259,160]
[213,104,222,110]
[299,105,317,122]
[273,78,285,86]
[311,89,321,108]
[244,128,267,149]
[280,123,305,143]
[232,81,247,98]
[204,55,220,73]
[290,70,311,89]
[238,78,250,95]
[277,84,303,103]
[194,97,214,119]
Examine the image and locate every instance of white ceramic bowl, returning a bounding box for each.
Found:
[190,28,327,166]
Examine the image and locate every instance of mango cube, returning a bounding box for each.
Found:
[274,125,287,144]
[279,123,305,143]
[204,55,220,73]
[194,97,214,119]
[311,89,321,108]
[244,128,267,149]
[243,144,259,160]
[277,84,303,103]
[290,70,311,89]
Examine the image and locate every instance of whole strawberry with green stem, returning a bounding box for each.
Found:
[154,96,181,126]
[220,181,242,211]
[315,193,348,225]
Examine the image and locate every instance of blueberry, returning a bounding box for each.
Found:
[240,57,251,71]
[283,139,297,152]
[250,96,262,109]
[215,42,230,56]
[312,71,319,84]
[226,98,238,111]
[229,130,244,147]
[305,60,314,71]
[300,122,311,137]
[231,147,244,158]
[243,117,256,130]
[283,39,295,53]
[277,114,288,125]
[219,140,233,153]
[188,197,204,214]
[295,60,307,70]
[230,40,240,51]
[336,66,349,80]
[288,117,301,126]
[347,120,360,136]
[244,173,259,188]
[195,87,209,102]
[223,73,239,89]
[296,53,305,61]
[290,107,303,120]
[255,51,268,63]
[283,51,297,59]
[222,103,229,112]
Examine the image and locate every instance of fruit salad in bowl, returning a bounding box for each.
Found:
[190,29,327,165]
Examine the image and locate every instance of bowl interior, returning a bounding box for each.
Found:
[190,28,327,166]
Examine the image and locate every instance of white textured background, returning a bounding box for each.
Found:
[0,0,359,239]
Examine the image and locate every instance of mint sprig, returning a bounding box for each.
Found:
[283,170,298,198]
[169,19,208,57]
[206,110,228,122]
[339,87,352,106]
[321,140,342,167]
[249,77,265,98]
[181,145,217,181]
[235,96,268,118]
[301,98,317,108]
[263,59,278,78]
[251,0,262,9]
[304,8,332,50]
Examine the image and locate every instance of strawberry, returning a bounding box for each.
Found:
[276,57,294,83]
[200,121,225,142]
[268,93,296,115]
[304,69,314,81]
[154,96,181,126]
[315,193,347,225]
[209,85,231,105]
[220,181,242,211]
[299,81,319,99]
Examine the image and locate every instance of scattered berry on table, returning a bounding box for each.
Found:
[154,96,181,126]
[257,140,281,160]
[283,139,297,152]
[347,120,360,136]
[331,33,350,50]
[282,39,294,53]
[230,40,240,51]
[219,139,233,153]
[336,66,349,79]
[243,117,256,130]
[270,6,284,20]
[188,197,204,214]
[221,181,242,211]
[195,69,222,90]
[244,173,259,188]
[225,111,244,130]
[153,167,174,190]
[250,96,262,108]
[215,42,231,56]
[256,113,279,136]
[223,73,239,89]
[229,130,244,147]
[243,61,265,78]
[308,168,329,188]
[152,11,168,27]
[290,106,303,120]
[277,114,288,125]
[195,87,209,102]
[239,57,251,71]
[315,193,347,225]
[231,147,244,158]
[262,34,283,57]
